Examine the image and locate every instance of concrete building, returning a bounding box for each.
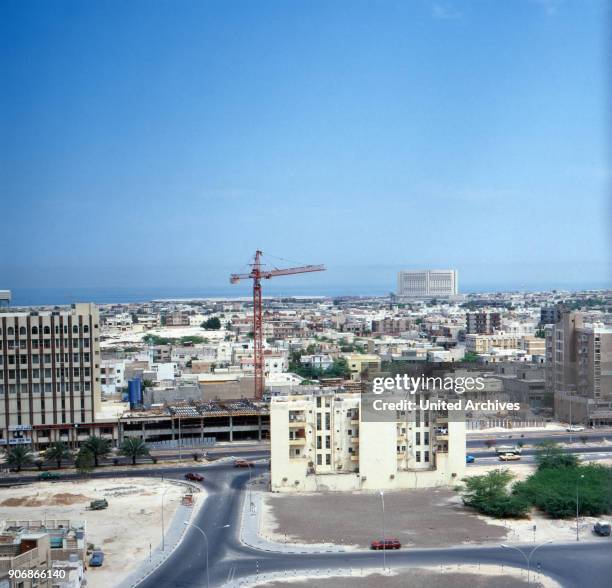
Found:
[465,334,520,354]
[466,312,501,335]
[0,304,101,449]
[270,389,465,492]
[546,308,612,426]
[397,270,458,299]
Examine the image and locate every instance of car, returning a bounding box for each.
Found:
[89,551,104,567]
[234,459,253,468]
[466,455,475,464]
[371,538,401,550]
[38,471,60,480]
[566,426,585,432]
[593,521,611,537]
[185,472,204,482]
[499,453,521,461]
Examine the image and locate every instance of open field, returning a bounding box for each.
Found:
[0,477,195,588]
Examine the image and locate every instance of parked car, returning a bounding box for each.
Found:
[566,426,585,432]
[89,551,104,567]
[593,521,611,537]
[499,453,521,461]
[370,538,401,550]
[185,472,204,482]
[38,472,60,480]
[234,459,253,468]
[466,455,475,464]
[88,499,109,510]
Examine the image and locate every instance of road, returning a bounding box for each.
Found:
[135,463,612,588]
[467,428,612,448]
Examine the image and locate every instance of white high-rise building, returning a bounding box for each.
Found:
[397,270,458,299]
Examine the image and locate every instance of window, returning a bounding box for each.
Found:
[325,454,331,465]
[7,327,14,336]
[325,435,331,449]
[416,432,420,445]
[73,325,79,334]
[424,451,430,463]
[317,454,322,465]
[416,451,421,462]
[316,436,322,449]
[19,326,26,335]
[43,326,50,335]
[325,414,330,430]
[424,432,429,445]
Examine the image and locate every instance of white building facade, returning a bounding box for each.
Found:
[397,270,458,299]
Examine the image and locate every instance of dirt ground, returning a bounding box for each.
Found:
[256,566,551,588]
[0,477,194,588]
[262,488,508,548]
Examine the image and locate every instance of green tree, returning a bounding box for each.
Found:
[75,448,94,476]
[462,352,479,363]
[535,442,579,470]
[120,438,151,465]
[461,469,530,518]
[44,442,72,470]
[201,317,221,330]
[3,445,34,472]
[82,436,112,467]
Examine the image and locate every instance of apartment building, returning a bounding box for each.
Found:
[0,304,101,449]
[465,334,520,354]
[397,270,458,299]
[270,389,465,492]
[466,312,501,335]
[546,308,612,426]
[0,529,51,588]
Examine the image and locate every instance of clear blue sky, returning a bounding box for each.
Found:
[1,0,610,298]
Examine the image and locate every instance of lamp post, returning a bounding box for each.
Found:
[500,541,552,585]
[576,473,584,541]
[247,462,253,511]
[379,490,386,573]
[184,521,210,588]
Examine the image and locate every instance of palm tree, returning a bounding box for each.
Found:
[44,442,72,469]
[3,445,34,472]
[82,436,112,467]
[75,447,94,476]
[120,438,150,466]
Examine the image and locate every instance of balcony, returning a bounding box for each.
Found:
[289,420,306,427]
[350,453,359,461]
[289,437,306,445]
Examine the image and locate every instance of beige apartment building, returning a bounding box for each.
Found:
[0,304,102,449]
[270,389,465,492]
[465,334,544,355]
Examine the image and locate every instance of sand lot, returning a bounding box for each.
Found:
[261,465,608,548]
[261,488,509,548]
[0,477,194,588]
[255,565,554,588]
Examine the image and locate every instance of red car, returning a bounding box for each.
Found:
[370,539,401,550]
[185,472,204,482]
[234,459,253,468]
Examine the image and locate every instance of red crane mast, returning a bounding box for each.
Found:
[230,250,325,400]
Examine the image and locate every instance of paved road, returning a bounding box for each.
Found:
[135,464,612,588]
[469,446,612,459]
[467,429,612,448]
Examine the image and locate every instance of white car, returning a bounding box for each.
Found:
[566,426,585,432]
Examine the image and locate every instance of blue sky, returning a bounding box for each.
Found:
[1,0,610,298]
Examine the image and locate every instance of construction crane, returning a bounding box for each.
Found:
[230,250,325,400]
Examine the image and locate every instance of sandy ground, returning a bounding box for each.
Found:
[261,488,509,549]
[254,564,555,588]
[0,477,198,588]
[261,460,611,548]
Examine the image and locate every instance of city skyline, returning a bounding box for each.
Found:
[2,0,610,296]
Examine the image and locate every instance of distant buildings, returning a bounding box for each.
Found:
[270,388,465,492]
[397,270,458,299]
[0,303,102,449]
[466,311,501,335]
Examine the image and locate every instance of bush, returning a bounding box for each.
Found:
[535,441,579,470]
[462,469,531,518]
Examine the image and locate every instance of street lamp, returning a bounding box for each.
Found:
[576,473,585,541]
[247,462,254,511]
[500,541,552,585]
[184,521,210,588]
[379,490,386,573]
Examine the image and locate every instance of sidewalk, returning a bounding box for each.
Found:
[116,487,204,588]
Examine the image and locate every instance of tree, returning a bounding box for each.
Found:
[75,448,94,476]
[462,469,530,518]
[82,436,112,467]
[535,441,579,470]
[120,438,151,465]
[3,445,34,472]
[44,442,72,470]
[462,352,479,363]
[201,317,221,330]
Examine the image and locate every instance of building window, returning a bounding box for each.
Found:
[325,454,331,465]
[424,451,430,462]
[416,451,421,462]
[317,454,322,465]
